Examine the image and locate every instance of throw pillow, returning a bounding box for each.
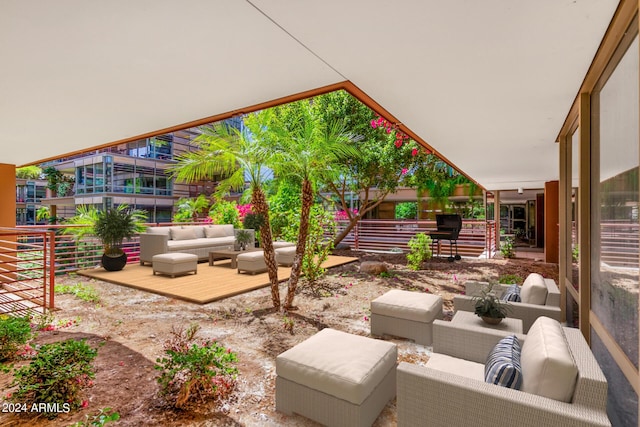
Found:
[204,226,227,238]
[501,284,521,302]
[485,335,522,390]
[171,227,197,241]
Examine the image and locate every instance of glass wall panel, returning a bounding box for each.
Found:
[592,330,638,426]
[591,35,639,427]
[570,128,579,293]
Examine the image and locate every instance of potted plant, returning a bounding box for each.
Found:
[235,229,253,251]
[472,283,509,325]
[94,206,147,271]
[242,212,265,247]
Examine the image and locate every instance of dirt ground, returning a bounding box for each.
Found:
[0,250,558,427]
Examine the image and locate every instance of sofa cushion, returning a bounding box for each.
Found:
[276,328,397,405]
[520,273,547,305]
[371,290,442,323]
[171,227,197,241]
[520,317,578,402]
[501,284,521,302]
[146,227,171,237]
[167,237,234,250]
[182,225,206,238]
[485,335,522,390]
[204,226,228,238]
[426,353,485,381]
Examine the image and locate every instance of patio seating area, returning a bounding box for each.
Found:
[78,255,357,304]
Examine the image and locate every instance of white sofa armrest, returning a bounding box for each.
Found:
[432,319,526,363]
[139,233,169,265]
[545,278,560,306]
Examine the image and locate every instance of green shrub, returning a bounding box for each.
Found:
[54,283,100,303]
[280,206,336,283]
[209,200,241,228]
[155,324,238,409]
[500,236,515,258]
[10,339,97,418]
[572,245,579,262]
[0,315,33,362]
[395,202,417,219]
[406,233,432,270]
[498,274,523,285]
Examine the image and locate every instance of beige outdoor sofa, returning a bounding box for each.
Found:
[397,316,611,427]
[453,273,561,333]
[139,224,254,265]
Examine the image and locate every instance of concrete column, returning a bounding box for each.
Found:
[544,180,559,264]
[0,164,16,227]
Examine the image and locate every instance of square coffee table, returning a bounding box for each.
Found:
[451,310,523,334]
[209,248,259,269]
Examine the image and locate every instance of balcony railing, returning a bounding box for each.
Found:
[0,228,55,316]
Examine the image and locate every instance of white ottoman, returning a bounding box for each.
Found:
[371,290,443,345]
[236,250,267,274]
[275,246,296,266]
[276,328,397,427]
[152,253,198,278]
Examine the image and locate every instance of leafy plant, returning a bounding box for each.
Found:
[234,229,253,250]
[16,165,42,179]
[209,200,241,228]
[54,283,100,303]
[572,245,579,262]
[500,236,515,259]
[406,233,432,270]
[94,206,147,256]
[472,283,509,319]
[69,407,120,427]
[10,339,98,418]
[0,315,33,362]
[155,324,238,409]
[498,274,523,285]
[395,202,417,219]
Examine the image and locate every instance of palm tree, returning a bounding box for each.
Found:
[269,103,360,309]
[168,120,282,310]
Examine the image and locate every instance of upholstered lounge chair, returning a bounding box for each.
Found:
[397,317,611,427]
[453,273,561,333]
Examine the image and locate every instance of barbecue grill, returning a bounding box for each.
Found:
[428,214,462,262]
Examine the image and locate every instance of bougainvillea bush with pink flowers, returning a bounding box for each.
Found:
[9,339,98,418]
[155,324,238,409]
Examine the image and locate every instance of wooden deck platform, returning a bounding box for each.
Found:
[77,255,357,304]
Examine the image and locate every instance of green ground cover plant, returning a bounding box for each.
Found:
[498,274,523,285]
[9,339,98,418]
[54,282,100,303]
[0,315,32,362]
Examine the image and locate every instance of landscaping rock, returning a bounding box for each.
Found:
[335,243,351,250]
[360,261,388,275]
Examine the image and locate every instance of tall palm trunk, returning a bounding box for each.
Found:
[251,187,280,310]
[285,179,313,309]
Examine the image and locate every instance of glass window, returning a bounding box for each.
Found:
[592,34,638,427]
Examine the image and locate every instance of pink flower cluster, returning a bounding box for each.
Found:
[370,115,432,155]
[370,115,410,147]
[236,204,253,219]
[334,209,358,221]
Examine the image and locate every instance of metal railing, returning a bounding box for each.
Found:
[0,228,55,316]
[335,219,491,257]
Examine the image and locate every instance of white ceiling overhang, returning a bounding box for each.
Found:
[0,0,620,190]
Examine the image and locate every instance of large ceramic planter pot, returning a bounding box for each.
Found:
[102,252,127,271]
[481,316,503,325]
